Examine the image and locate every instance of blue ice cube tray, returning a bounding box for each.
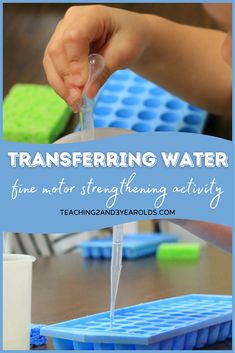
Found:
[75,69,208,133]
[41,294,232,350]
[79,233,178,260]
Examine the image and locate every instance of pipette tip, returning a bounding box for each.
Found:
[109,313,114,331]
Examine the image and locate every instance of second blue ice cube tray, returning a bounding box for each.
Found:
[41,294,232,350]
[79,233,178,260]
[75,69,208,133]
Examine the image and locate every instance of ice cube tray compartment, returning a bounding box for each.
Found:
[79,233,178,260]
[41,294,232,350]
[75,69,208,134]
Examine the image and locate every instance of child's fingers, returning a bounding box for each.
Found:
[63,27,89,88]
[87,35,130,98]
[87,65,111,98]
[47,45,70,84]
[51,47,83,106]
[44,5,125,104]
[43,54,68,99]
[45,20,84,106]
[43,54,80,111]
[46,25,72,88]
[103,35,132,73]
[47,16,102,104]
[63,15,105,89]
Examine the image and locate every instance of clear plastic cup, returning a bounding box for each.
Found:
[3,254,36,350]
[55,127,133,144]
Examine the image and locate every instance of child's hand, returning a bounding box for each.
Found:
[43,5,150,112]
[44,5,231,115]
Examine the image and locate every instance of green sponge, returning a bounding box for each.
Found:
[3,84,72,143]
[157,243,201,260]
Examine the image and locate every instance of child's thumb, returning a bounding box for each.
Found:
[86,65,112,99]
[87,35,126,98]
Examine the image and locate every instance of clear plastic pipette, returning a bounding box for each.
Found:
[78,55,124,329]
[110,224,124,328]
[79,54,104,141]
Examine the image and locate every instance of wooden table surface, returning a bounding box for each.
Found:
[31,245,232,350]
[3,3,232,140]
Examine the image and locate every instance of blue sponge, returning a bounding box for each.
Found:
[30,324,47,347]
